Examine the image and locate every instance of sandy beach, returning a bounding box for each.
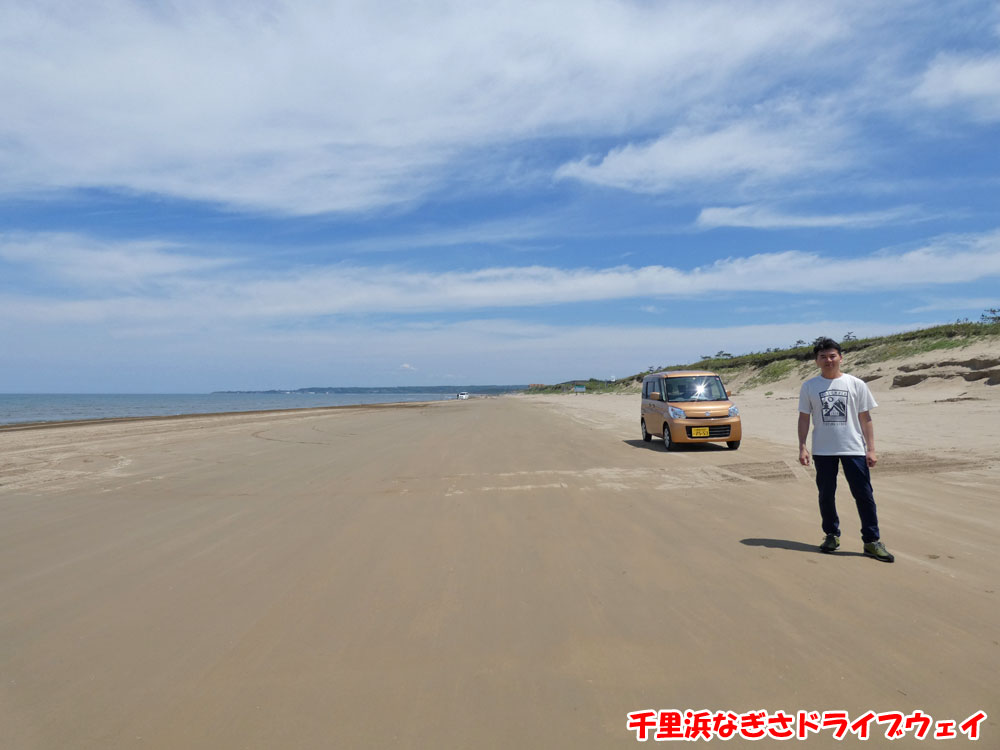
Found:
[2,369,998,747]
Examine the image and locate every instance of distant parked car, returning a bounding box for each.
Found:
[640,370,741,450]
[457,392,470,400]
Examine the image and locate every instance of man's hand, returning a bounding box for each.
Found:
[860,411,876,468]
[797,412,811,466]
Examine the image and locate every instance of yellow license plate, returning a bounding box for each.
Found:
[691,427,710,437]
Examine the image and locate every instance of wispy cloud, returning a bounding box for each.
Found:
[905,297,1000,314]
[555,107,852,195]
[914,52,1000,121]
[4,230,1000,324]
[0,232,233,288]
[696,204,923,230]
[0,1,857,214]
[337,216,561,255]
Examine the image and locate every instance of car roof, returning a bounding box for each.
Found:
[643,370,719,380]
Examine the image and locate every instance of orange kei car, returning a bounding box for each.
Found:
[640,370,742,450]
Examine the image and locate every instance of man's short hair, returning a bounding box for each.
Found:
[813,337,842,356]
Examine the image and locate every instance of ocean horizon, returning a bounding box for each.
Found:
[0,387,525,426]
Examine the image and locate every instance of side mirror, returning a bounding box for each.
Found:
[649,392,662,401]
[726,390,732,397]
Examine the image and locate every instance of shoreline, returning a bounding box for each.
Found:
[0,398,447,433]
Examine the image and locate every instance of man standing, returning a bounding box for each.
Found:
[798,337,894,562]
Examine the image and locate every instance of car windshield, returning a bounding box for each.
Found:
[663,376,727,402]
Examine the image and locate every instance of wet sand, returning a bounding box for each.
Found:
[2,385,998,748]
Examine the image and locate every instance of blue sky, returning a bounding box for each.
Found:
[2,0,999,392]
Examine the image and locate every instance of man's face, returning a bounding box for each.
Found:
[816,348,843,375]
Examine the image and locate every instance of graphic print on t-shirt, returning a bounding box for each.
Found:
[820,389,848,423]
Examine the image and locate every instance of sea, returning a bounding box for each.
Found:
[0,388,524,427]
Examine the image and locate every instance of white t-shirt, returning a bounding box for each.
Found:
[798,373,877,456]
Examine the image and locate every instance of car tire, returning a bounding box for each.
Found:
[727,440,741,450]
[663,423,677,451]
[641,419,652,442]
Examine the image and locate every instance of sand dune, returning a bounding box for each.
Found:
[1,362,998,748]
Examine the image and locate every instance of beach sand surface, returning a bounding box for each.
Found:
[1,377,998,748]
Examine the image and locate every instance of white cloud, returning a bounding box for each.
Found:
[696,204,922,229]
[915,52,1000,121]
[4,229,1000,324]
[338,215,561,254]
[0,0,857,214]
[905,297,1000,314]
[0,232,233,287]
[555,110,851,195]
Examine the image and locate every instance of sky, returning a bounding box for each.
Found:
[2,0,1000,392]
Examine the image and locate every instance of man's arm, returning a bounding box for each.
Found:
[798,412,811,466]
[859,410,877,467]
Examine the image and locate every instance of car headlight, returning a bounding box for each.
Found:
[668,406,686,419]
[728,405,740,417]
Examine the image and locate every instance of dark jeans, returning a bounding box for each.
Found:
[814,455,880,543]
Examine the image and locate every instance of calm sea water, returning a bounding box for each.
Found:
[0,391,511,426]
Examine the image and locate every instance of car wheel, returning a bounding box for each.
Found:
[663,423,676,451]
[641,419,652,442]
[727,440,741,450]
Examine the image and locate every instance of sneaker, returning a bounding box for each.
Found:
[863,540,895,563]
[819,534,840,553]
